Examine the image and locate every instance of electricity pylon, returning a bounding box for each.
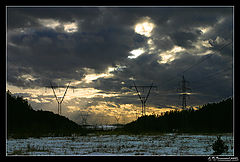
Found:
[177,75,191,110]
[49,81,71,115]
[130,81,157,116]
[80,112,89,125]
[114,115,121,124]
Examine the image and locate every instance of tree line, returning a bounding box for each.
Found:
[7,89,233,137]
[7,90,88,138]
[123,97,233,134]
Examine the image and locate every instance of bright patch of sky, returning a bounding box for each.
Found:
[81,67,114,83]
[158,46,185,64]
[17,74,37,81]
[128,48,145,59]
[134,17,155,37]
[38,18,78,33]
[63,22,78,33]
[197,26,212,34]
[147,39,155,50]
[38,18,60,29]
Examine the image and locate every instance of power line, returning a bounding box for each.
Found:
[129,81,157,116]
[155,41,232,92]
[192,70,232,92]
[153,40,233,109]
[49,81,71,115]
[154,66,232,102]
[182,41,232,74]
[190,66,232,84]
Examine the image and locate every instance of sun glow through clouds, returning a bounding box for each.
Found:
[83,73,109,83]
[18,74,37,81]
[128,48,145,59]
[158,46,185,64]
[63,22,78,33]
[134,17,155,37]
[38,19,60,29]
[81,67,114,83]
[197,26,212,34]
[38,18,78,33]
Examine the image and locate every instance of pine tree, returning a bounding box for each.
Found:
[212,136,228,155]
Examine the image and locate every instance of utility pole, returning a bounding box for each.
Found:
[177,75,191,110]
[130,81,157,116]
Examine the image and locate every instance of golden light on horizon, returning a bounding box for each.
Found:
[6,82,198,125]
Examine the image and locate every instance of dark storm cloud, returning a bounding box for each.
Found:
[93,49,232,107]
[7,7,233,107]
[169,30,201,49]
[7,7,101,29]
[7,7,147,87]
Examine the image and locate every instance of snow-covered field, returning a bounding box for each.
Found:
[7,133,233,156]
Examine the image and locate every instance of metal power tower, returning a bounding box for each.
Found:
[130,81,157,116]
[49,81,72,115]
[114,114,121,124]
[80,113,89,125]
[177,75,191,109]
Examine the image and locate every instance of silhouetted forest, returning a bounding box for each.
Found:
[124,98,233,134]
[7,91,87,138]
[7,90,233,138]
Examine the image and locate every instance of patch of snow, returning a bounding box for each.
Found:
[6,134,233,156]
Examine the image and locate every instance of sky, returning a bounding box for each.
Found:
[6,6,233,125]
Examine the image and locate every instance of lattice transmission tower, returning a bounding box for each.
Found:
[177,75,191,109]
